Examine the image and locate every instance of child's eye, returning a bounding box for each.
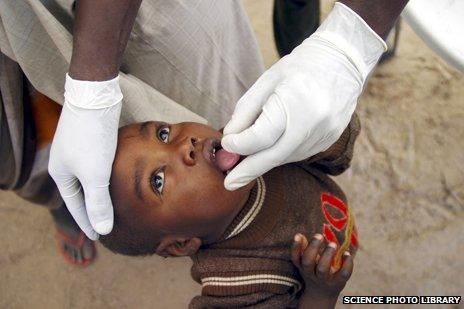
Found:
[157,126,170,143]
[151,170,165,195]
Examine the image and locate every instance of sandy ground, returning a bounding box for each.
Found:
[1,1,463,308]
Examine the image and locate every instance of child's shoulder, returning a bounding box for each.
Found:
[269,158,351,196]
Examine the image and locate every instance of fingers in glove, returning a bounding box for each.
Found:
[223,72,280,135]
[222,94,286,155]
[224,125,304,190]
[82,184,114,235]
[55,177,99,240]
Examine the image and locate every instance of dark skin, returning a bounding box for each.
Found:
[69,0,409,80]
[111,119,350,258]
[70,1,392,304]
[111,121,355,307]
[292,234,354,309]
[69,0,142,80]
[110,121,255,257]
[339,0,409,40]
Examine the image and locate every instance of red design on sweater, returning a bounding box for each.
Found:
[320,193,358,248]
[323,223,340,246]
[321,193,348,231]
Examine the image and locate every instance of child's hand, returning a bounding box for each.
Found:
[291,233,353,301]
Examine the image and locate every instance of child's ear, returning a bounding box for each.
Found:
[156,237,202,257]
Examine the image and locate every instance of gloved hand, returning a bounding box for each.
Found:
[49,74,123,240]
[222,3,386,190]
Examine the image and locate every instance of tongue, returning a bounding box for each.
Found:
[215,149,240,172]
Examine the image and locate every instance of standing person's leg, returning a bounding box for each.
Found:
[25,90,96,266]
[0,52,95,266]
[273,0,320,57]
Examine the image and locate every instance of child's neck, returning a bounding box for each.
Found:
[201,181,256,245]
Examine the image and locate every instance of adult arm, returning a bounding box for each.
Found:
[221,1,408,191]
[339,0,408,39]
[49,0,142,240]
[69,0,142,80]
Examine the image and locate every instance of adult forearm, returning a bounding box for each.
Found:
[338,0,409,39]
[69,0,142,80]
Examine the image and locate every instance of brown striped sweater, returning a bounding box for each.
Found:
[189,115,360,308]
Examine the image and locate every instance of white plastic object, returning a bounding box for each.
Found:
[402,0,464,72]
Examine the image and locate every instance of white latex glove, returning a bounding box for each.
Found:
[49,74,123,240]
[222,3,386,190]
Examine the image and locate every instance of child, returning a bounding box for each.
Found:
[100,116,360,308]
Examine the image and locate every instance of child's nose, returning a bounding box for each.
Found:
[180,137,197,166]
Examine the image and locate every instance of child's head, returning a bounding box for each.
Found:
[100,121,254,257]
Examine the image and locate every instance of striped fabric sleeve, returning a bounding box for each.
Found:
[189,273,301,308]
[195,270,302,298]
[200,273,302,293]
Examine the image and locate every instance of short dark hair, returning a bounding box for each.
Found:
[99,201,161,256]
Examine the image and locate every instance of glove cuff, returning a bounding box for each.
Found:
[65,74,123,109]
[306,2,387,81]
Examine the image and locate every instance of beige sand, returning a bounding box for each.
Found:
[1,1,463,308]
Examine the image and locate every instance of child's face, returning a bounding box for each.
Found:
[110,121,253,246]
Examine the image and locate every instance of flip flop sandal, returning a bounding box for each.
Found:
[55,229,96,267]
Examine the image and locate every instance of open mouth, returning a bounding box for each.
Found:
[211,139,222,160]
[203,138,241,176]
